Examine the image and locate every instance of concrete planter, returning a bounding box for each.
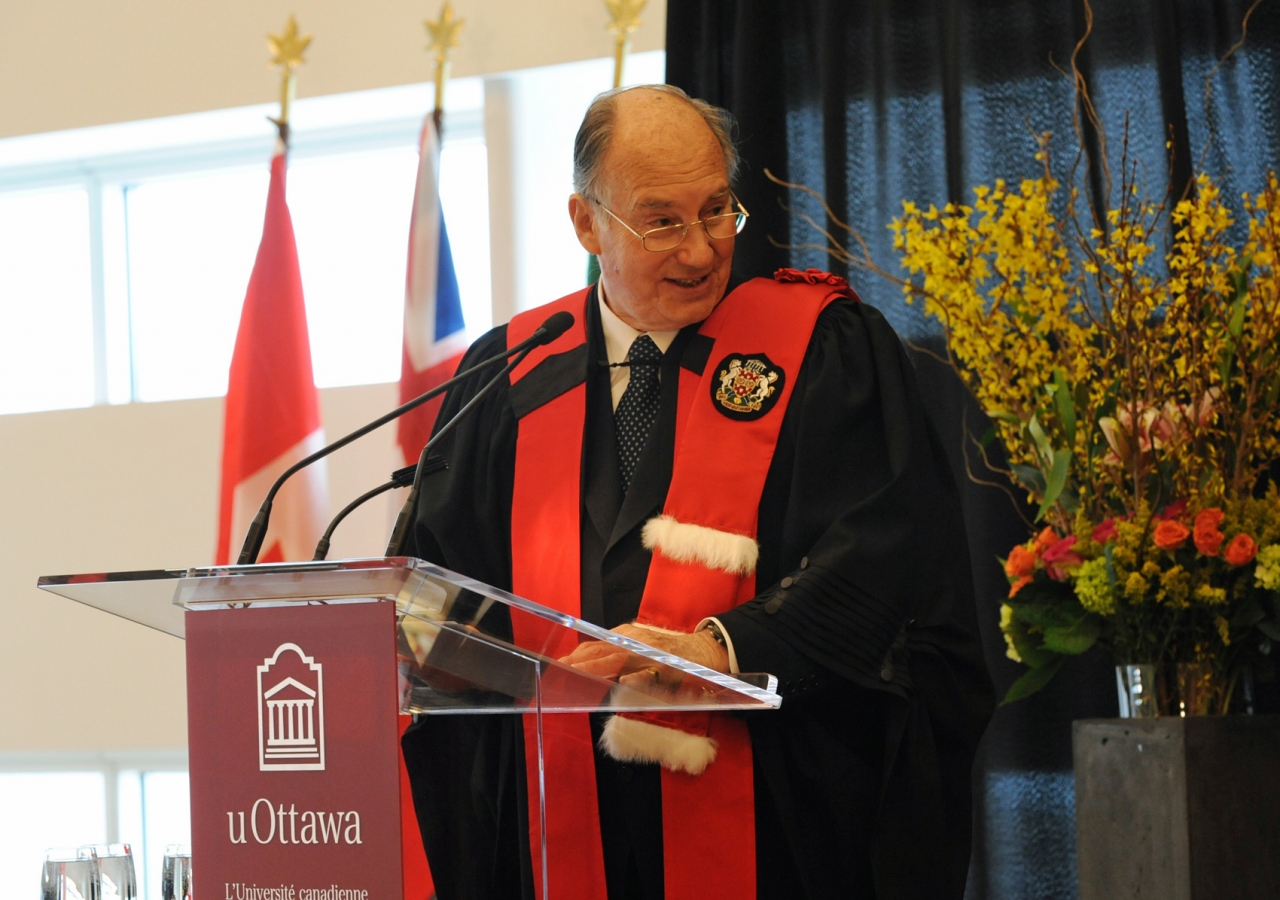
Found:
[1073,716,1280,900]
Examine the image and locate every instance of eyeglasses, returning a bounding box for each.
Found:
[594,194,750,252]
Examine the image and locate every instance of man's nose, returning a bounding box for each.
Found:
[675,221,716,266]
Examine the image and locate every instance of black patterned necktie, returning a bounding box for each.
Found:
[614,334,663,492]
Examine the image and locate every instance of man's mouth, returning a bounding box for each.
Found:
[669,275,709,288]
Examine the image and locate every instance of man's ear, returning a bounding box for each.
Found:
[569,194,602,255]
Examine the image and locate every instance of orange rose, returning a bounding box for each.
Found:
[1009,575,1033,598]
[1193,508,1225,556]
[1154,519,1191,550]
[1225,533,1259,567]
[1195,508,1225,531]
[1034,528,1058,552]
[1005,545,1038,579]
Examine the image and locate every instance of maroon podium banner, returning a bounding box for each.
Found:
[186,601,402,900]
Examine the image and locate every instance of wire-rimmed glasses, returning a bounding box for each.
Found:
[595,193,750,252]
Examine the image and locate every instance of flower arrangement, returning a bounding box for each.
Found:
[883,157,1280,705]
[996,493,1280,705]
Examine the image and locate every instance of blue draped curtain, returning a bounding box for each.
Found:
[665,2,1280,897]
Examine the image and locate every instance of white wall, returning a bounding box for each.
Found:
[0,382,398,751]
[0,0,670,756]
[0,0,666,140]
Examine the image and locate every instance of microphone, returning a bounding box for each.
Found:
[384,313,574,555]
[533,310,574,344]
[311,457,447,561]
[236,310,575,565]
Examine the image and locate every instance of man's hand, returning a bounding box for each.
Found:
[560,623,731,685]
[612,623,730,673]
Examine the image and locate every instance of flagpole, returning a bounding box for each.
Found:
[606,0,646,88]
[425,1,465,138]
[587,1,646,286]
[267,15,312,146]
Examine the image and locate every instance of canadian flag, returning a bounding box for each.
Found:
[396,116,467,466]
[215,141,328,566]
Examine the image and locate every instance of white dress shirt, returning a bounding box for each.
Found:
[597,286,679,411]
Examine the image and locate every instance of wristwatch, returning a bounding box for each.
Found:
[703,619,728,647]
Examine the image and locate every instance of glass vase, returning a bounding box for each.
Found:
[1115,664,1160,718]
[1176,660,1225,716]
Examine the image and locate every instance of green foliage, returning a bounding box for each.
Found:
[1003,655,1067,704]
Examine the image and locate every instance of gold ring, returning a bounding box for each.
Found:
[647,667,661,684]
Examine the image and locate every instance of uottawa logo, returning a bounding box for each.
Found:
[257,643,325,771]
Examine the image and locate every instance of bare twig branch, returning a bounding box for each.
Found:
[962,406,1037,529]
[1198,0,1265,172]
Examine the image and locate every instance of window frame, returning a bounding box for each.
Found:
[0,88,484,409]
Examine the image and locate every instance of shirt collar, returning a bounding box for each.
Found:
[597,282,679,364]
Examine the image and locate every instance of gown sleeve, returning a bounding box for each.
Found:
[402,324,536,900]
[717,299,990,703]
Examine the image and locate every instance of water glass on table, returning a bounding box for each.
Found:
[42,847,99,900]
[88,844,137,900]
[161,845,192,900]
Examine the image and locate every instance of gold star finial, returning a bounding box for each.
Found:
[266,15,311,133]
[605,0,645,88]
[425,2,465,120]
[268,15,311,70]
[425,2,465,57]
[606,0,646,36]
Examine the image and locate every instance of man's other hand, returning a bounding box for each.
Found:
[561,623,730,683]
[613,623,730,673]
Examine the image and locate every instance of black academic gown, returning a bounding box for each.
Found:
[402,285,995,900]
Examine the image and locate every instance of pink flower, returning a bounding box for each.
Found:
[1092,519,1118,543]
[1041,535,1080,564]
[1098,416,1130,464]
[1098,391,1218,467]
[1159,499,1188,521]
[1041,535,1082,580]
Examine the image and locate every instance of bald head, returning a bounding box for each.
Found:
[572,84,739,203]
[566,85,741,333]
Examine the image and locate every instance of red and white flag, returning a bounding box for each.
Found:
[215,142,328,566]
[396,117,468,466]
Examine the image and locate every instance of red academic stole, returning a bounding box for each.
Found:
[508,272,850,900]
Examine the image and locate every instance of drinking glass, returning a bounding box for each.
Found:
[42,847,100,900]
[88,844,137,900]
[161,845,193,900]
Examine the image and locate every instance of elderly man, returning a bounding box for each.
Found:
[402,85,993,900]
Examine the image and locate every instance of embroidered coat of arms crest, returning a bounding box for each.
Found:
[712,353,785,420]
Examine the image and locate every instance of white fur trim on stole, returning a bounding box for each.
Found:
[600,715,718,776]
[641,515,758,576]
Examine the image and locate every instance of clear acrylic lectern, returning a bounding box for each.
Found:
[39,557,781,898]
